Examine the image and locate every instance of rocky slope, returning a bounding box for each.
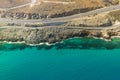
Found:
[0,12,119,44]
[0,0,119,19]
[0,0,120,44]
[0,25,120,44]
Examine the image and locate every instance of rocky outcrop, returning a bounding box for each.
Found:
[0,25,120,44]
[0,11,47,19]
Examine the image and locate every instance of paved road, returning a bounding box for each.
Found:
[1,4,120,23]
[52,5,120,21]
[1,4,120,28]
[0,0,36,11]
[66,25,120,30]
[0,22,119,30]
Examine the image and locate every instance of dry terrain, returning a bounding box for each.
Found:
[0,0,31,8]
[7,0,119,18]
[0,0,119,18]
[65,13,115,27]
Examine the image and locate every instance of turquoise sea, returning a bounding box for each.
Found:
[0,37,120,80]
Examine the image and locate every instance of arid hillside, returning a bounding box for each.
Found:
[9,0,119,17]
[0,0,119,18]
[0,0,30,8]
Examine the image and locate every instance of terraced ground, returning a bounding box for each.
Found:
[0,0,31,8]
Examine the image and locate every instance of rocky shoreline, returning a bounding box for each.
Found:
[0,25,120,44]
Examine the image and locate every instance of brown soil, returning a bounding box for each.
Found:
[1,0,119,18]
[0,0,31,8]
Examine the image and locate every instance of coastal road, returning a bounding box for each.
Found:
[52,5,120,21]
[1,4,120,26]
[0,22,120,30]
[1,4,120,23]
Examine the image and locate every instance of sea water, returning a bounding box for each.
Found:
[0,37,120,80]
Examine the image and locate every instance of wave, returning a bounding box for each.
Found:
[0,37,120,51]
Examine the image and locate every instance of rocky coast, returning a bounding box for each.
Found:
[0,1,120,44]
[0,24,120,44]
[0,11,120,44]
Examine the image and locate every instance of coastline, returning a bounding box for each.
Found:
[0,36,120,51]
[0,25,120,45]
[0,36,120,46]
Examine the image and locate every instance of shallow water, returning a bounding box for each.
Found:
[0,37,120,80]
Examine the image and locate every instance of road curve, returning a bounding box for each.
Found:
[52,5,120,21]
[3,4,120,23]
[0,4,120,26]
